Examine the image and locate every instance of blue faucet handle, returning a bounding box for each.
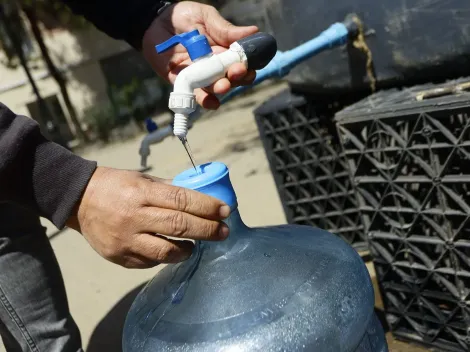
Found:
[155,30,199,52]
[155,29,212,61]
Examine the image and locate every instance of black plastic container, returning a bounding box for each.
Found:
[218,0,268,32]
[254,89,368,252]
[336,77,470,351]
[265,0,470,94]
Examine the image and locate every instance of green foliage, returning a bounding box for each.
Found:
[0,0,90,67]
[1,0,90,30]
[84,76,155,141]
[28,1,90,31]
[119,78,143,111]
[83,103,117,143]
[108,78,151,128]
[0,2,31,66]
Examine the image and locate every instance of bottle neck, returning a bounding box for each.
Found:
[171,163,241,235]
[223,208,249,237]
[203,208,249,256]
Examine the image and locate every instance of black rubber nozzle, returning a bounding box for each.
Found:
[236,32,277,70]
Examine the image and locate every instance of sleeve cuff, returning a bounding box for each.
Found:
[126,1,175,50]
[33,140,97,229]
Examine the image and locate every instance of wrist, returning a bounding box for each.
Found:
[66,166,109,231]
[141,2,177,79]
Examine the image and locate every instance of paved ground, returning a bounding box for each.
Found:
[1,83,430,351]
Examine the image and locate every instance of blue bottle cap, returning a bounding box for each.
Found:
[172,162,237,209]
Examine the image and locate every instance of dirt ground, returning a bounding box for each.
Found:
[1,83,431,351]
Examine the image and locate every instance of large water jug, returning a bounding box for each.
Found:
[123,162,388,351]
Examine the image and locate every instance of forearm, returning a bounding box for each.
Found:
[0,103,97,229]
[60,0,174,50]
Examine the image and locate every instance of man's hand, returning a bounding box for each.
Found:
[66,167,230,269]
[141,1,258,110]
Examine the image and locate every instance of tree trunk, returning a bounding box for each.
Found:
[0,5,52,138]
[22,6,89,143]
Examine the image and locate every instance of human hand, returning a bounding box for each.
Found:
[141,1,258,110]
[66,167,230,268]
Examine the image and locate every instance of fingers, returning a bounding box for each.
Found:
[193,64,257,109]
[125,234,195,268]
[195,89,220,110]
[140,207,230,241]
[206,64,256,94]
[228,67,256,86]
[203,6,258,47]
[142,181,231,220]
[210,78,231,95]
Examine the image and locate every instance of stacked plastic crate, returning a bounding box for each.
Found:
[254,89,368,252]
[336,78,470,351]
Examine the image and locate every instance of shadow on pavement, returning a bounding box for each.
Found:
[87,283,147,352]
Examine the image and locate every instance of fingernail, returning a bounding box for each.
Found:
[219,205,231,218]
[219,224,230,239]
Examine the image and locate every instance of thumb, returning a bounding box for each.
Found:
[204,8,258,46]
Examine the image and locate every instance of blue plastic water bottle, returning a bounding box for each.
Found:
[123,162,388,351]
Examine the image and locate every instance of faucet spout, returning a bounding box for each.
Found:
[169,47,244,139]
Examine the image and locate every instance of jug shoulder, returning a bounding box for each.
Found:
[124,224,375,351]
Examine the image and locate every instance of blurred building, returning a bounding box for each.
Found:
[0,10,170,146]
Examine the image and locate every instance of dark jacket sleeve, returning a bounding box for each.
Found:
[60,0,174,50]
[0,103,97,229]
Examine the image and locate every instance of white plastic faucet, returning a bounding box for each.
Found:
[156,30,277,139]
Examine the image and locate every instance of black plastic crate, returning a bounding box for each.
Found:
[254,89,368,251]
[336,77,470,351]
